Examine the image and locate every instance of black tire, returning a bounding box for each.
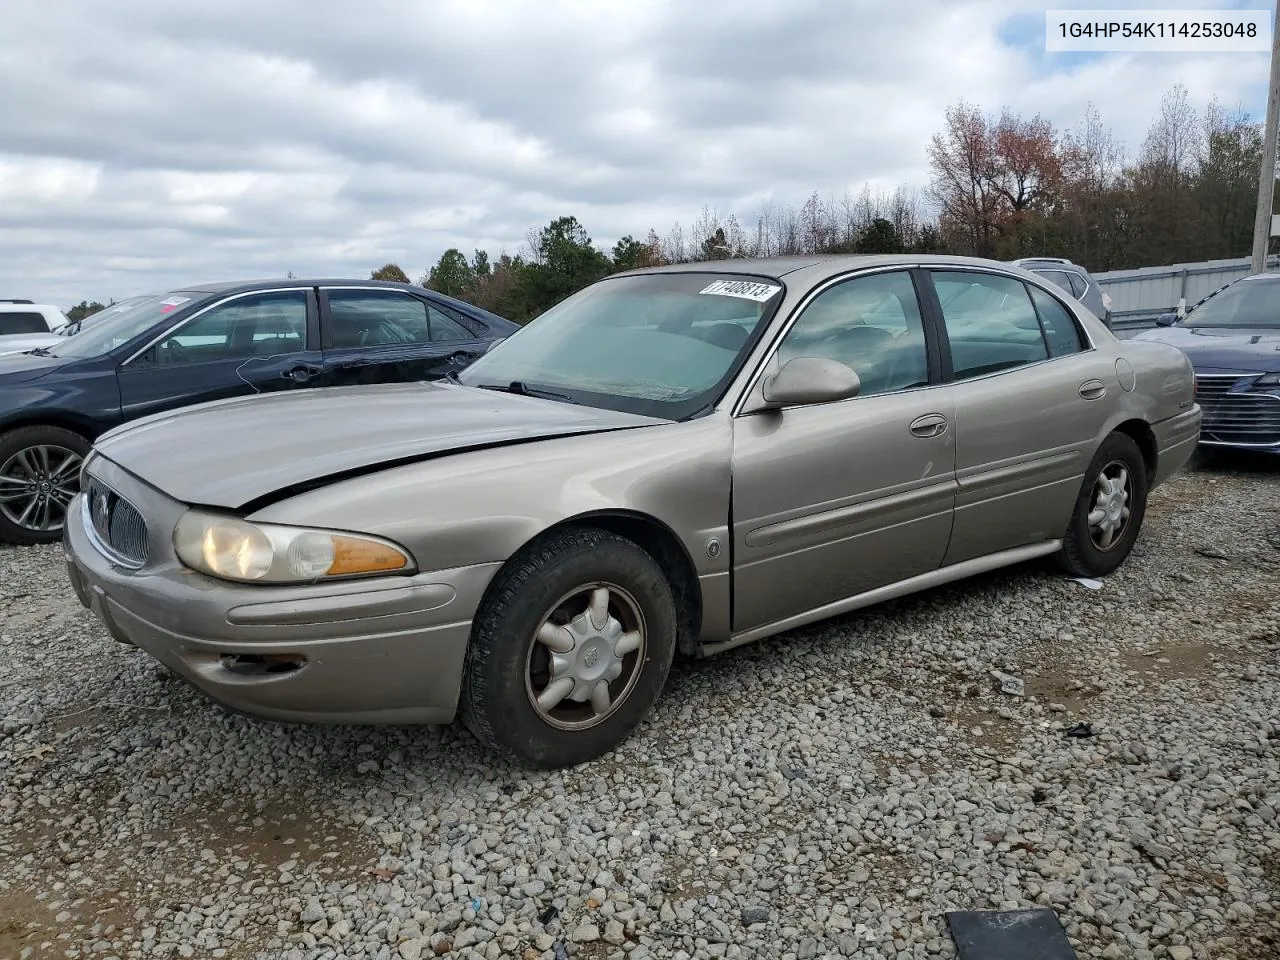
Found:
[460,527,678,768]
[0,425,91,546]
[1058,431,1148,578]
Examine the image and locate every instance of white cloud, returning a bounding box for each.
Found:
[0,0,1268,307]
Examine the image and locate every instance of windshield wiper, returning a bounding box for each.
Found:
[24,346,53,357]
[472,380,578,404]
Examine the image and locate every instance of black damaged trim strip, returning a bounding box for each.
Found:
[230,425,651,515]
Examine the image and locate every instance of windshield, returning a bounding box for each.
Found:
[457,272,783,419]
[47,292,205,358]
[1184,279,1280,329]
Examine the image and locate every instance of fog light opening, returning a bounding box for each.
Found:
[218,653,306,677]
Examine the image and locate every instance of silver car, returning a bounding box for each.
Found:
[64,255,1201,767]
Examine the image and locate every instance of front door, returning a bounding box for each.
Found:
[731,269,957,635]
[925,269,1118,565]
[117,288,318,421]
[316,288,489,388]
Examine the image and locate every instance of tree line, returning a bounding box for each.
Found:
[374,82,1266,324]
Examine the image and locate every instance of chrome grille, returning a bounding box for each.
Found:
[84,477,148,566]
[1194,373,1280,447]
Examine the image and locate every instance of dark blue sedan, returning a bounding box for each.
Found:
[1133,272,1280,454]
[0,278,518,544]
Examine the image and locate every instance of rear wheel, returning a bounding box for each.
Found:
[460,527,677,768]
[0,425,90,545]
[1058,431,1148,577]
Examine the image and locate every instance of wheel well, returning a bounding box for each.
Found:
[0,412,97,442]
[528,512,703,657]
[1115,419,1157,480]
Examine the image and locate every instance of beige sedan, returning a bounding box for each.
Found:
[64,255,1200,767]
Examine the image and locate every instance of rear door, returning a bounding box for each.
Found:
[116,288,319,420]
[923,269,1116,565]
[730,268,957,634]
[315,287,489,388]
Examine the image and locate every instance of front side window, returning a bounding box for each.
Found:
[323,290,472,348]
[777,270,929,397]
[931,271,1049,380]
[458,272,782,419]
[137,291,308,365]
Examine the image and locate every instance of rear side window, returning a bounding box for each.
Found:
[0,311,49,335]
[930,271,1049,380]
[1028,285,1087,357]
[1033,270,1074,297]
[1066,272,1089,299]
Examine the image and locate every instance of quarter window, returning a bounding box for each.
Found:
[141,291,307,365]
[1028,285,1087,357]
[323,290,475,349]
[777,270,929,397]
[931,271,1049,380]
[0,311,49,335]
[1066,272,1089,299]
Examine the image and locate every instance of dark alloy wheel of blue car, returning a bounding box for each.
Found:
[1133,273,1280,454]
[0,279,518,545]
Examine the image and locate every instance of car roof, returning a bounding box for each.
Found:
[0,302,62,310]
[167,278,432,295]
[614,253,1038,284]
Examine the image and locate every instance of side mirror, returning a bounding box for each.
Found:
[1155,312,1178,327]
[760,357,860,408]
[485,337,505,354]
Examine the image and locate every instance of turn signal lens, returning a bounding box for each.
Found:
[329,535,409,575]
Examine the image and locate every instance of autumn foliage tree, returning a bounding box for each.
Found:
[369,262,410,282]
[412,82,1267,322]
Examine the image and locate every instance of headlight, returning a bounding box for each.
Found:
[173,511,413,583]
[1255,372,1280,389]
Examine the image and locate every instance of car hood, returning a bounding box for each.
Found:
[92,381,668,508]
[1133,325,1280,372]
[0,333,61,357]
[0,347,77,382]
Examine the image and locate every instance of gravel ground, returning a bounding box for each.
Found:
[2,451,1278,960]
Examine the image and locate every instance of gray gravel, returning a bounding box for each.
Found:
[2,452,1278,960]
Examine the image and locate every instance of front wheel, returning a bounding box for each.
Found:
[460,528,678,768]
[1058,431,1149,578]
[0,425,91,545]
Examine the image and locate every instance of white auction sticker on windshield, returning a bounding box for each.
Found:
[699,279,781,302]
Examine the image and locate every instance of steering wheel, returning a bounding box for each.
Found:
[160,339,190,364]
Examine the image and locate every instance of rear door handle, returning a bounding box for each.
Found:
[1079,379,1107,400]
[909,413,948,438]
[282,364,322,383]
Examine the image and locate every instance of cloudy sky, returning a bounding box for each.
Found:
[1,0,1272,308]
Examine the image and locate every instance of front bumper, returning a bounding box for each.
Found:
[64,460,500,725]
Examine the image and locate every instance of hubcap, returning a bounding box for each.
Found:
[525,583,646,731]
[0,444,83,533]
[1087,460,1131,551]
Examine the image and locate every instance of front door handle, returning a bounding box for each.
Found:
[1079,379,1107,400]
[909,413,948,438]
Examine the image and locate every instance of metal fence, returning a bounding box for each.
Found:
[1094,255,1280,333]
